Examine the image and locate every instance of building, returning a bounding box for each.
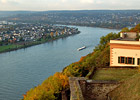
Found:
[110,32,140,67]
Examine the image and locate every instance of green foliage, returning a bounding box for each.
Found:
[0,41,3,46]
[0,44,23,52]
[94,45,110,67]
[95,32,120,52]
[121,27,130,32]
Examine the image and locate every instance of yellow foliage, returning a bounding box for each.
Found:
[23,72,69,100]
[53,72,69,89]
[56,31,58,36]
[50,32,53,37]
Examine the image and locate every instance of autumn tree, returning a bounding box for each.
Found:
[50,32,54,38]
[130,24,140,32]
[55,31,58,36]
[23,72,69,100]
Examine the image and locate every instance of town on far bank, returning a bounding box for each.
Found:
[0,21,80,53]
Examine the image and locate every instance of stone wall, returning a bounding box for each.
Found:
[81,80,120,100]
[69,77,120,100]
[69,77,85,100]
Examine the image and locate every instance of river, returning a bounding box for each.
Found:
[0,26,119,100]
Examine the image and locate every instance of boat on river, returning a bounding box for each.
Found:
[77,46,86,51]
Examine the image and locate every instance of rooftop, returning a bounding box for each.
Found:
[110,32,140,45]
[114,37,136,41]
[112,32,140,41]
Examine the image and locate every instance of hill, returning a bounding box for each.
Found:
[0,11,36,18]
[1,10,140,29]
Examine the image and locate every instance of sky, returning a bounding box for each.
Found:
[0,0,140,11]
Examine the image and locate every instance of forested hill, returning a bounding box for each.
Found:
[1,10,140,29]
[0,11,36,18]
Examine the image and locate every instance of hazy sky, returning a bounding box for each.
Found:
[0,0,140,11]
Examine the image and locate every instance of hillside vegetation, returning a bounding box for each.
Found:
[23,24,140,100]
[23,72,69,100]
[109,73,140,100]
[92,68,138,81]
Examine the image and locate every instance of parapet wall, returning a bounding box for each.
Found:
[69,77,85,100]
[69,77,120,100]
[80,80,120,100]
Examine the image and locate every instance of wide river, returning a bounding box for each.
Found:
[0,26,119,100]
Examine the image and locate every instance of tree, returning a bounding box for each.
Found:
[20,37,24,41]
[55,31,58,36]
[0,41,3,46]
[121,27,129,32]
[130,24,140,32]
[46,34,51,39]
[50,32,54,38]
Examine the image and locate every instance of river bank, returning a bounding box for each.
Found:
[0,33,80,54]
[55,23,125,30]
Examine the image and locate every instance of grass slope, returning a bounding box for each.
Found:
[0,44,23,52]
[92,68,138,81]
[109,73,140,100]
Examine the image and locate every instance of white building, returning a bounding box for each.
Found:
[110,32,140,67]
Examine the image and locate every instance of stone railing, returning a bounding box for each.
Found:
[69,77,85,100]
